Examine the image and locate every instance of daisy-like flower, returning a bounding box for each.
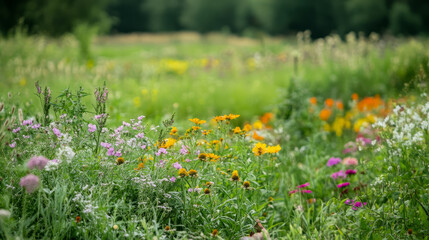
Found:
[116,157,125,165]
[198,153,207,161]
[266,145,281,154]
[204,188,211,194]
[252,142,267,156]
[178,168,188,177]
[170,127,177,135]
[212,229,218,237]
[189,118,206,125]
[243,181,251,189]
[231,170,239,181]
[188,169,198,177]
[233,127,241,134]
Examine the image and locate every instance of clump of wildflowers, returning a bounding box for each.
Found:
[27,156,49,170]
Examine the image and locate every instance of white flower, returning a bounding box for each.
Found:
[0,209,11,218]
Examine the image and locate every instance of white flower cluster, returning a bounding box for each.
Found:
[374,102,429,152]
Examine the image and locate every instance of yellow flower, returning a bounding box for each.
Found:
[134,162,144,171]
[231,170,240,181]
[113,225,118,230]
[225,114,240,120]
[170,127,177,135]
[207,153,220,161]
[192,126,201,131]
[243,181,251,189]
[252,142,267,156]
[178,168,188,177]
[213,115,226,122]
[116,157,124,165]
[198,153,207,161]
[233,127,241,134]
[253,120,263,130]
[266,145,281,154]
[189,118,206,125]
[204,188,211,194]
[158,138,177,148]
[202,130,212,135]
[188,169,198,177]
[164,226,171,231]
[243,123,252,132]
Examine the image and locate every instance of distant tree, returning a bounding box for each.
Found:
[345,0,388,34]
[143,0,184,32]
[108,0,149,33]
[389,2,422,35]
[181,0,237,33]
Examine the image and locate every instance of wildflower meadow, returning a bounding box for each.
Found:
[0,32,429,239]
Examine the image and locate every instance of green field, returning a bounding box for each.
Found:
[0,32,428,239]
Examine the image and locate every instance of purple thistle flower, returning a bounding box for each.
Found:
[88,124,96,133]
[19,174,40,193]
[296,182,310,188]
[345,169,357,175]
[52,128,62,139]
[173,162,182,170]
[27,156,49,170]
[327,157,341,167]
[337,182,350,188]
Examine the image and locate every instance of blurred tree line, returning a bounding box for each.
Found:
[1,0,429,37]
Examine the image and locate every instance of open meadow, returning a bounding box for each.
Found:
[0,32,429,239]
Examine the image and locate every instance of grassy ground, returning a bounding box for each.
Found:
[0,32,428,239]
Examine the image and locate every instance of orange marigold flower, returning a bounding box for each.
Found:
[134,162,144,171]
[325,98,334,108]
[192,126,201,131]
[202,130,212,135]
[252,142,267,156]
[309,97,317,105]
[252,131,264,141]
[260,112,274,124]
[352,93,359,101]
[212,229,218,236]
[189,118,206,125]
[319,109,331,121]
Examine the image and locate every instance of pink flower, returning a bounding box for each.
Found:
[19,174,40,193]
[345,199,354,205]
[337,182,350,188]
[156,148,167,156]
[27,156,49,170]
[343,157,358,166]
[300,190,312,194]
[352,201,367,210]
[173,162,182,170]
[115,151,122,157]
[185,158,191,162]
[101,142,111,149]
[170,176,176,183]
[138,115,145,120]
[52,128,62,139]
[12,127,20,133]
[135,132,144,139]
[297,182,310,188]
[345,169,357,175]
[327,157,341,167]
[140,145,147,150]
[88,124,96,133]
[180,145,189,155]
[22,120,33,126]
[32,124,41,129]
[288,189,298,196]
[107,148,115,156]
[331,170,347,179]
[9,142,16,148]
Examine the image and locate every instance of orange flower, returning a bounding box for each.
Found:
[325,98,334,108]
[319,109,331,121]
[243,123,252,132]
[352,93,359,101]
[336,101,344,110]
[225,114,240,120]
[252,131,264,141]
[233,127,241,134]
[260,112,274,124]
[309,97,317,105]
[76,216,81,223]
[189,118,206,125]
[170,127,177,135]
